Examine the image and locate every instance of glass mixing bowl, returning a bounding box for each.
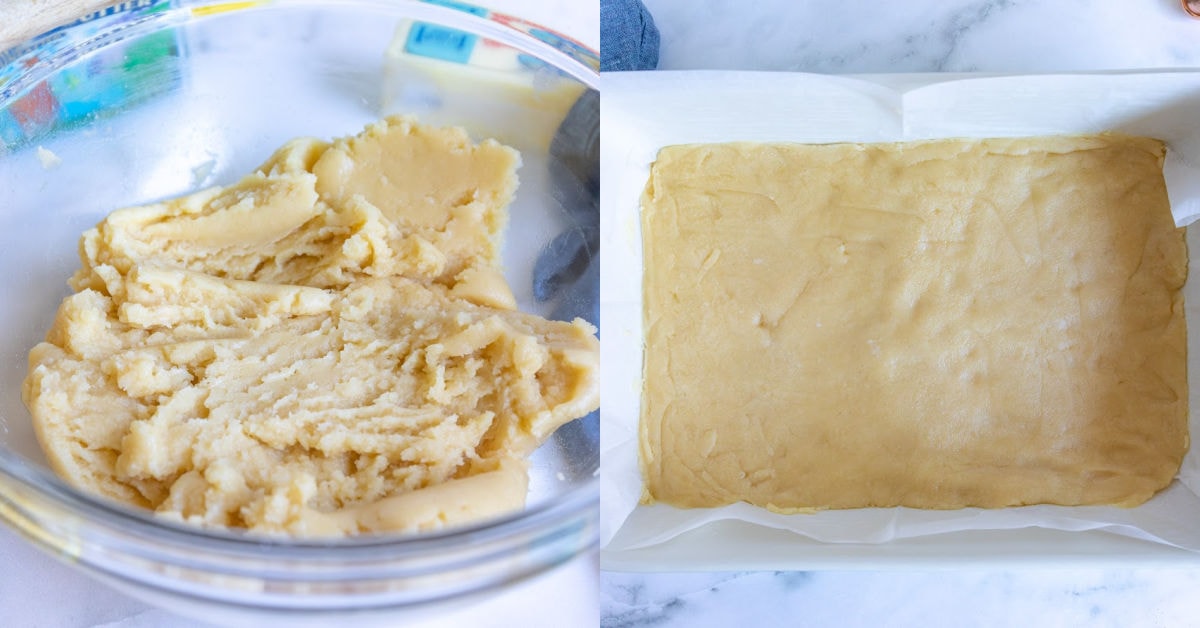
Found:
[0,1,598,623]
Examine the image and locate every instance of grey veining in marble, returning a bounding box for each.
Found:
[643,0,1200,73]
[603,570,1200,627]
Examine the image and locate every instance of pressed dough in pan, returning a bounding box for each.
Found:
[640,135,1188,511]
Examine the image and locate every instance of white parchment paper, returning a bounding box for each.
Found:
[600,70,1200,556]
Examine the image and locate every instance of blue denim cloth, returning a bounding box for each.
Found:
[532,1,657,325]
[534,90,601,446]
[601,0,660,72]
[529,0,659,445]
[534,1,660,322]
[537,89,599,326]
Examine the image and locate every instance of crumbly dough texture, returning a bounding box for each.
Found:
[640,135,1188,511]
[25,117,599,536]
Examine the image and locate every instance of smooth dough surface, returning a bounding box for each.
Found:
[25,117,599,536]
[71,116,520,308]
[640,135,1188,511]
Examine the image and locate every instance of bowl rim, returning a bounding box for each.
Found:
[0,0,599,108]
[1,446,598,555]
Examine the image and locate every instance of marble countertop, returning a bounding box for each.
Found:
[0,1,597,627]
[643,0,1200,74]
[602,0,1200,626]
[603,569,1200,627]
